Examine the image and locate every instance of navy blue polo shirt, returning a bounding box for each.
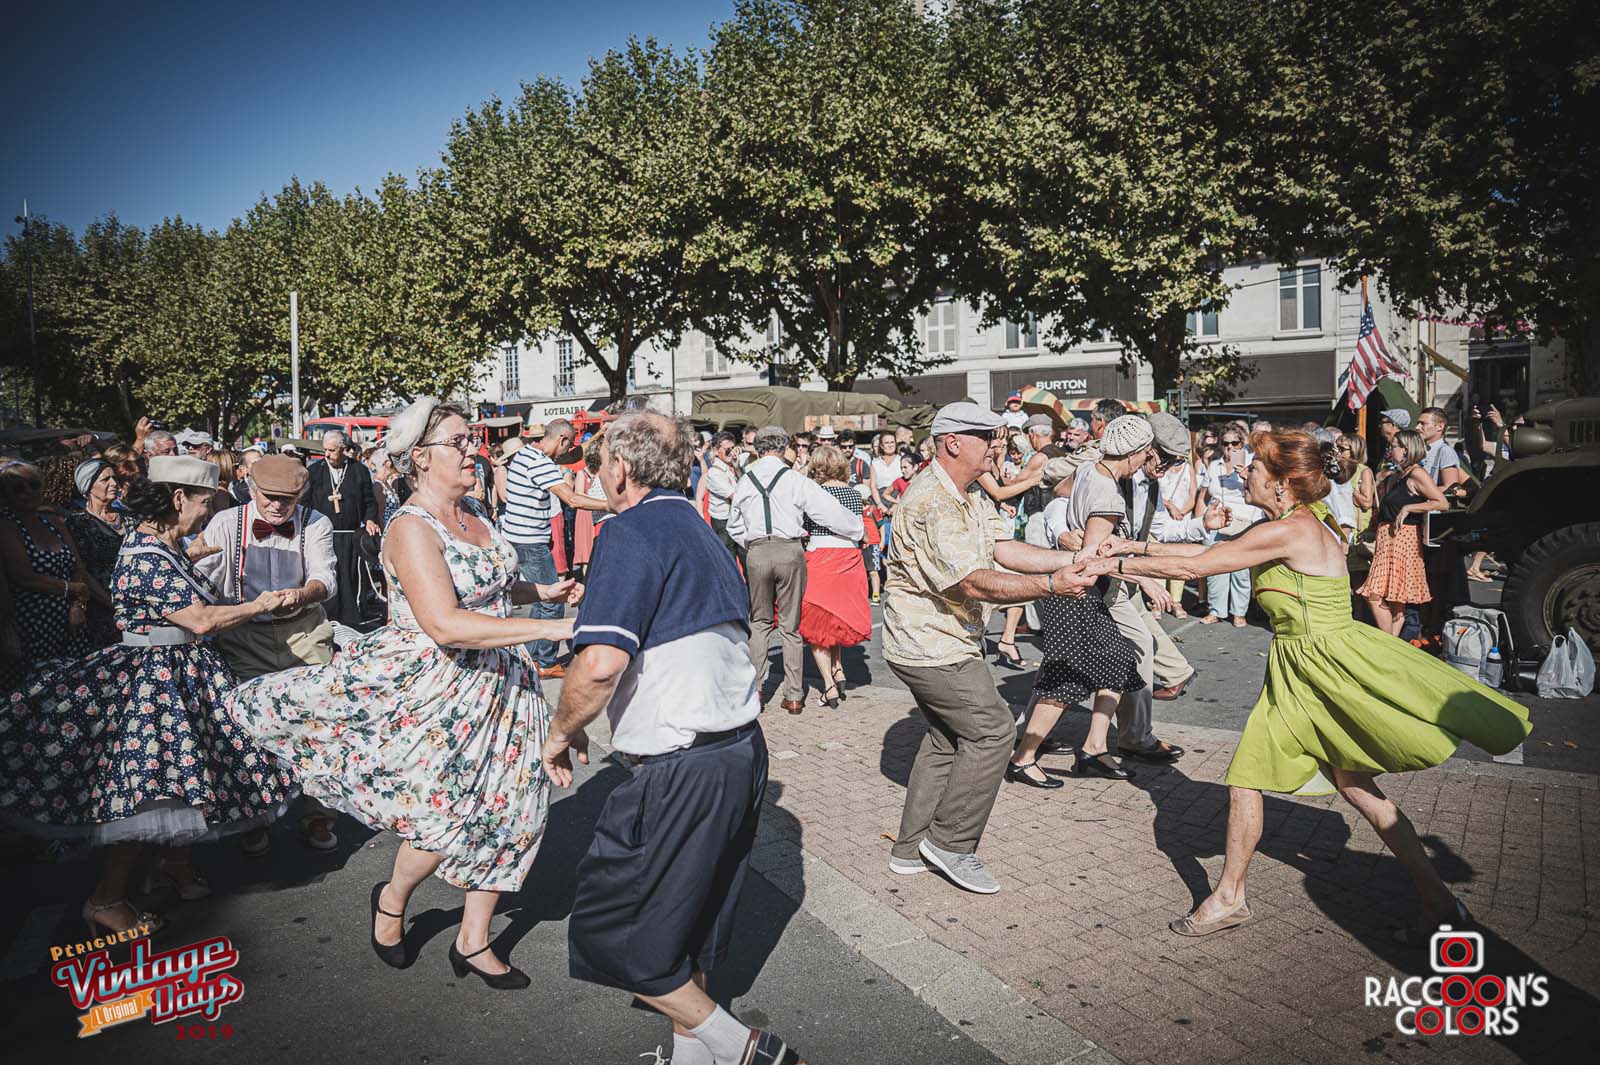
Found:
[573,489,757,754]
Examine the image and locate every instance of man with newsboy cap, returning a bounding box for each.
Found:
[882,401,1097,894]
[195,453,340,852]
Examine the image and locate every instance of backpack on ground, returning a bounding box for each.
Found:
[1443,605,1514,688]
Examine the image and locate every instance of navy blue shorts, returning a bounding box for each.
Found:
[568,723,768,997]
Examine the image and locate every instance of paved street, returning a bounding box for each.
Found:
[4,579,1596,1065]
[0,755,1000,1065]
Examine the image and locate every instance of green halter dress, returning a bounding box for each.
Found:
[1226,501,1532,796]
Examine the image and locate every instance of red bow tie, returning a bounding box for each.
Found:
[252,519,295,540]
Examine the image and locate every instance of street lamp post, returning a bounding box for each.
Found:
[14,203,42,427]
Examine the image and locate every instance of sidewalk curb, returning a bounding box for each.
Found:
[747,819,1123,1065]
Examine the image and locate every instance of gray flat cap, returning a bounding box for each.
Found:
[1148,412,1190,457]
[931,401,1004,436]
[1024,413,1055,431]
[1381,408,1412,429]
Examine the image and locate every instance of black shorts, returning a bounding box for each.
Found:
[568,723,768,997]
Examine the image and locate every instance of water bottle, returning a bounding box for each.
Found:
[1485,646,1504,689]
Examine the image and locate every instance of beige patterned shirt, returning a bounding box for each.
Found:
[882,460,1010,667]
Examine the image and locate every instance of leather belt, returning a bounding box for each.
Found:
[615,723,758,767]
[746,536,801,546]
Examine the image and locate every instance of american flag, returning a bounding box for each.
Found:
[1344,286,1408,410]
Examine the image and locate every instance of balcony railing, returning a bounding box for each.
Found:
[554,377,576,397]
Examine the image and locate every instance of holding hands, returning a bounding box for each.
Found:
[538,578,585,606]
[251,589,294,614]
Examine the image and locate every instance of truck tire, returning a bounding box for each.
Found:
[1501,523,1600,658]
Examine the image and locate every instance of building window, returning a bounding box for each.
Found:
[1186,306,1219,338]
[501,344,519,395]
[1004,313,1038,350]
[626,358,637,390]
[924,299,958,354]
[555,338,576,396]
[1279,266,1321,331]
[702,332,728,375]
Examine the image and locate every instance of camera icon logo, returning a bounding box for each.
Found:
[1429,925,1484,974]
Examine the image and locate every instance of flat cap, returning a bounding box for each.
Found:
[251,455,309,495]
[1024,413,1055,431]
[1381,408,1412,429]
[146,455,219,491]
[931,401,1004,436]
[1148,412,1191,457]
[1100,414,1155,457]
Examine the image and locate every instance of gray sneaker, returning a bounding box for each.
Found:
[917,839,1000,894]
[888,855,928,876]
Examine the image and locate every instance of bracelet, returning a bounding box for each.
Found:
[1118,558,1126,575]
[62,579,70,600]
[1047,572,1055,596]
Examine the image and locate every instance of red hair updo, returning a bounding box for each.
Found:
[1249,430,1355,504]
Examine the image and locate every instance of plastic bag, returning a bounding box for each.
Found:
[1535,628,1596,699]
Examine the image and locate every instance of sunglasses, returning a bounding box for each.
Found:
[1222,439,1244,447]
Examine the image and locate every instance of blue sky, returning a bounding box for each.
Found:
[1,1,732,236]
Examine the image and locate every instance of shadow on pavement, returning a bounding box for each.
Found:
[1131,758,1595,1063]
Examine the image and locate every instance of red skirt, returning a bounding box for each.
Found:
[799,547,871,648]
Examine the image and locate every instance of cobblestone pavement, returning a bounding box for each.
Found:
[754,682,1599,1064]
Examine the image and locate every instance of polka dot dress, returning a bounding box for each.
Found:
[0,510,93,690]
[1031,591,1145,706]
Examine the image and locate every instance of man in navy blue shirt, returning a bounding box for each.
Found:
[543,411,801,1065]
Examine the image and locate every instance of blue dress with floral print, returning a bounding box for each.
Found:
[226,503,551,891]
[0,530,297,843]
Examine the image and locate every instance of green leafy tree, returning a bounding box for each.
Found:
[946,0,1319,400]
[430,38,745,402]
[300,176,485,408]
[703,0,956,390]
[1288,0,1600,392]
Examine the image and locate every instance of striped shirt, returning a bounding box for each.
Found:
[501,446,566,544]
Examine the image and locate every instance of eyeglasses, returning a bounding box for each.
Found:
[421,434,472,454]
[1222,439,1244,447]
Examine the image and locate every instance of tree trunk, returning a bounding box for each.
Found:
[1137,308,1189,396]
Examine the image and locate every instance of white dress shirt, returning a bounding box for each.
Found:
[1131,470,1209,543]
[727,455,864,546]
[702,458,738,521]
[195,502,337,618]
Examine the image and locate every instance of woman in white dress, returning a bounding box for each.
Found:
[228,399,581,989]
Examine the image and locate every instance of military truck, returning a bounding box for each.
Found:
[1441,396,1600,658]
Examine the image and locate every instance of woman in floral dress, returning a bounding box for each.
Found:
[0,458,298,937]
[228,399,581,989]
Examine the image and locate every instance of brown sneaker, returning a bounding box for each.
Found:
[537,663,566,679]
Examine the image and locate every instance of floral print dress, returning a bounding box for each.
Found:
[0,529,298,844]
[227,503,551,891]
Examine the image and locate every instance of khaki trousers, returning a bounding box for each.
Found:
[1131,593,1194,688]
[215,606,334,682]
[1105,593,1160,753]
[745,538,808,701]
[888,656,1014,859]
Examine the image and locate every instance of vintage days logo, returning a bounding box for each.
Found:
[49,932,244,1038]
[1364,925,1549,1036]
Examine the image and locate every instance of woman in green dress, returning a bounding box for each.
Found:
[1084,430,1530,940]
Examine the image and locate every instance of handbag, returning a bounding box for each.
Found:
[1534,627,1596,699]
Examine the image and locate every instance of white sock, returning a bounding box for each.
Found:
[689,1006,751,1064]
[672,1034,715,1065]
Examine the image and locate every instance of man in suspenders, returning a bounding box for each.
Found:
[728,426,862,713]
[194,455,340,851]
